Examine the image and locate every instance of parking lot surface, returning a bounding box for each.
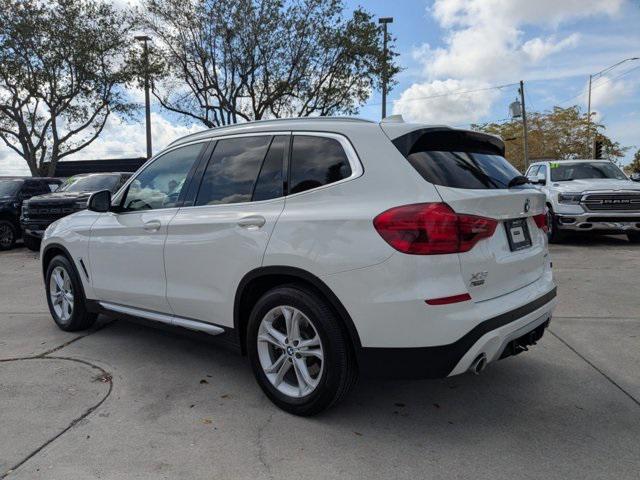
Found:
[1,237,639,480]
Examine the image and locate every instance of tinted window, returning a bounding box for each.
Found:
[196,136,271,205]
[122,143,203,211]
[290,136,352,194]
[404,151,527,189]
[21,181,48,198]
[0,180,23,197]
[252,136,286,201]
[549,162,627,181]
[59,174,120,193]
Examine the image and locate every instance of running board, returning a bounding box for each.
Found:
[99,302,225,336]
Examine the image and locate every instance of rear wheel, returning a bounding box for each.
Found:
[247,285,357,416]
[0,220,17,251]
[547,207,568,244]
[45,255,97,331]
[23,233,41,251]
[627,232,640,243]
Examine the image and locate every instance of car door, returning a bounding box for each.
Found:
[164,134,288,327]
[88,141,207,313]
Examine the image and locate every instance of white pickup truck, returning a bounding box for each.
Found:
[525,160,640,243]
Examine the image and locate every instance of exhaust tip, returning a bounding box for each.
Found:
[469,353,487,375]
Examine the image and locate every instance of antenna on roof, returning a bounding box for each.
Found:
[381,114,404,124]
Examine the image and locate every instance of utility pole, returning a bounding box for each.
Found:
[586,74,593,158]
[378,17,393,120]
[519,80,529,170]
[135,35,153,159]
[586,57,638,159]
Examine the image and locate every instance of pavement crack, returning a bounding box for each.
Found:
[0,356,114,479]
[549,329,640,408]
[256,410,275,480]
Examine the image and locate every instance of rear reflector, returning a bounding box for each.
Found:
[425,293,472,305]
[533,213,548,232]
[373,203,497,255]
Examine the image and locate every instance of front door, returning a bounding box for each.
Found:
[89,141,207,312]
[165,134,288,327]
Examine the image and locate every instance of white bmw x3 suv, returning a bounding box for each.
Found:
[41,117,556,415]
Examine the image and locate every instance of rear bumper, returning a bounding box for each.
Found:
[556,212,640,232]
[357,288,556,379]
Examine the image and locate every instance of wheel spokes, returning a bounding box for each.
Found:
[273,358,292,387]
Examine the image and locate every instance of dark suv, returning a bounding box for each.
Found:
[0,177,63,250]
[21,172,131,250]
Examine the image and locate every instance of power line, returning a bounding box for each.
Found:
[557,64,640,106]
[363,82,519,107]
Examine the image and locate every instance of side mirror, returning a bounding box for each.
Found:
[630,173,640,182]
[87,190,112,212]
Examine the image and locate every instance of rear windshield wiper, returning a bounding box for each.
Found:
[507,175,530,188]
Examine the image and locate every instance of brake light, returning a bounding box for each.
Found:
[373,203,497,255]
[533,213,548,233]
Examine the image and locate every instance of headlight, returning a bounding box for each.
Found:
[558,193,582,204]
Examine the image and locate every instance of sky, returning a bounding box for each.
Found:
[1,0,639,175]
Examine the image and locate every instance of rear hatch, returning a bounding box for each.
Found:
[388,126,547,302]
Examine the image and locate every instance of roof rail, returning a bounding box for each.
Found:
[168,116,375,146]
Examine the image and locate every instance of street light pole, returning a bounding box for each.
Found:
[135,35,153,159]
[378,17,393,120]
[586,56,638,158]
[519,80,529,170]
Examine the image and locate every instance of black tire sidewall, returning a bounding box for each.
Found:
[23,234,41,251]
[45,255,94,331]
[0,220,17,251]
[547,208,566,243]
[247,286,350,415]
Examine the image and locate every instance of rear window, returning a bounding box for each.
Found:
[393,129,531,190]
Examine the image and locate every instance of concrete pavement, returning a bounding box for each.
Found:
[0,238,638,479]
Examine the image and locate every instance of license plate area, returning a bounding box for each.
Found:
[504,218,532,251]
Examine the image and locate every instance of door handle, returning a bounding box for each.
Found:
[237,215,266,229]
[143,220,162,232]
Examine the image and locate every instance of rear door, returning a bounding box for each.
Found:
[392,130,547,302]
[164,134,288,327]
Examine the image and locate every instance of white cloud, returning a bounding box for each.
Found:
[393,79,500,125]
[0,113,205,176]
[394,0,624,125]
[589,76,637,109]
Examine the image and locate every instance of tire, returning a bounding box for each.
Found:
[45,255,97,331]
[23,233,41,252]
[547,207,568,244]
[0,220,17,251]
[247,285,357,416]
[627,232,640,243]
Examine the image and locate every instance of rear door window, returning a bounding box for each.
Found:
[196,136,272,206]
[289,136,352,194]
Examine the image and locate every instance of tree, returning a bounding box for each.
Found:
[141,0,399,128]
[624,149,640,174]
[0,0,137,176]
[473,106,628,172]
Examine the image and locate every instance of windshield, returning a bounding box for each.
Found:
[550,162,627,181]
[403,151,531,189]
[0,180,22,198]
[59,174,120,193]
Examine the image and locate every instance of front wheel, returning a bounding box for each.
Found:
[547,208,568,243]
[45,255,97,331]
[627,232,640,243]
[247,286,357,416]
[0,220,17,251]
[23,233,41,251]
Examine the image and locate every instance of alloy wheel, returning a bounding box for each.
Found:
[257,305,324,398]
[0,223,14,249]
[49,266,74,322]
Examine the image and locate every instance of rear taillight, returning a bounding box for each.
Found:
[533,213,548,233]
[373,203,497,255]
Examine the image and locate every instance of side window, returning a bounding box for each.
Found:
[252,136,286,201]
[46,182,60,192]
[196,136,271,206]
[21,181,44,199]
[290,135,352,194]
[538,165,547,180]
[122,143,203,211]
[527,166,539,177]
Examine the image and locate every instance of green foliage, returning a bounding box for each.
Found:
[624,149,640,174]
[0,0,137,175]
[473,106,628,172]
[141,0,400,127]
